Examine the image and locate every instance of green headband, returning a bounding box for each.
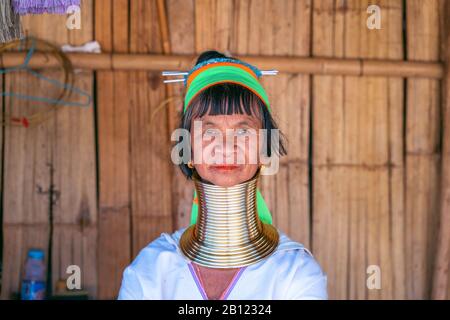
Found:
[184,59,274,226]
[184,63,271,113]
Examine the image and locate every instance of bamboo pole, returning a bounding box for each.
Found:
[128,0,173,258]
[164,0,195,230]
[96,0,132,299]
[156,0,175,131]
[156,0,179,234]
[432,0,450,300]
[406,0,442,299]
[0,52,444,78]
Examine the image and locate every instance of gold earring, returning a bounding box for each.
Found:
[260,164,265,172]
[188,161,194,169]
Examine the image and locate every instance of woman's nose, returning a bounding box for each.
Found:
[214,132,237,158]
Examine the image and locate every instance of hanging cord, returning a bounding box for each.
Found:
[149,94,183,127]
[0,36,74,127]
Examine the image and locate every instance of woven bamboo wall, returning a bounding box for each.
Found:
[1,0,449,300]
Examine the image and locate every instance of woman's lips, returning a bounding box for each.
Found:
[210,165,240,171]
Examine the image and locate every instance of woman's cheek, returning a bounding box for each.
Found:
[239,135,260,165]
[191,132,214,164]
[202,141,214,164]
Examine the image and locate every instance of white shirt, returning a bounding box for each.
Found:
[118,226,328,300]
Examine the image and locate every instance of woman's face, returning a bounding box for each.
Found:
[190,113,262,187]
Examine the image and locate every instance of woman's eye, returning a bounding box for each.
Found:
[235,128,249,136]
[204,128,220,136]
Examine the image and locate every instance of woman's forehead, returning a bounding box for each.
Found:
[195,114,262,127]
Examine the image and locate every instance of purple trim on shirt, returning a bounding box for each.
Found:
[188,262,208,300]
[220,266,247,300]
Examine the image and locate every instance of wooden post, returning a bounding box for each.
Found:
[406,0,442,299]
[166,0,196,229]
[128,0,173,257]
[156,0,179,233]
[95,0,132,299]
[432,0,450,300]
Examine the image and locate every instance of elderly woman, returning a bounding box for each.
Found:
[118,51,327,300]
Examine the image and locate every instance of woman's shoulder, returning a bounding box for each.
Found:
[118,228,188,299]
[270,229,328,299]
[273,228,324,275]
[273,228,314,261]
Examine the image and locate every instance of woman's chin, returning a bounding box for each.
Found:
[200,168,254,188]
[207,174,243,187]
[195,164,259,187]
[202,169,246,187]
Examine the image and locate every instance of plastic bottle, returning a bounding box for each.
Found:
[21,249,46,300]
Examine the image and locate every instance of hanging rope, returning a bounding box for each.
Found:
[0,36,75,128]
[149,95,183,127]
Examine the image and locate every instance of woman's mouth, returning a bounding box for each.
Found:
[210,164,240,171]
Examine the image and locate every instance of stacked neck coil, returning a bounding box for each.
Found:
[180,171,279,268]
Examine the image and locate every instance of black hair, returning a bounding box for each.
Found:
[177,50,287,179]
